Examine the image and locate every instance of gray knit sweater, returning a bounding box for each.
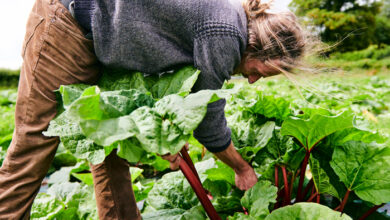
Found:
[74,0,248,152]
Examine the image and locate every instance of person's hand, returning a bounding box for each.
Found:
[235,165,257,190]
[161,152,181,170]
[161,143,189,170]
[213,142,257,190]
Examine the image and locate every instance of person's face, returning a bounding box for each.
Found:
[236,58,282,84]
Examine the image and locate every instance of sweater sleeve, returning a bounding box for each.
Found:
[192,35,243,152]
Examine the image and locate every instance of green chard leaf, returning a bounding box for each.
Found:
[147,66,200,98]
[309,156,340,198]
[253,128,306,181]
[98,66,200,99]
[240,181,278,218]
[142,206,206,220]
[265,203,352,220]
[80,90,223,156]
[98,70,150,93]
[57,84,91,109]
[330,141,390,205]
[68,87,155,121]
[31,194,65,220]
[281,111,354,151]
[250,92,291,121]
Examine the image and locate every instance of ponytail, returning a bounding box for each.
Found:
[243,0,273,20]
[242,0,307,71]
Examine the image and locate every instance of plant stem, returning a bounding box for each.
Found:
[274,166,280,209]
[282,166,290,206]
[302,178,314,200]
[289,172,295,202]
[339,189,351,213]
[275,166,279,189]
[316,194,320,203]
[358,204,384,220]
[296,151,310,202]
[307,192,318,202]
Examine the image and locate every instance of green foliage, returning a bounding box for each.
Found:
[44,67,219,164]
[280,111,354,151]
[330,141,390,205]
[375,16,390,47]
[265,203,352,220]
[32,182,98,220]
[0,69,19,88]
[240,181,278,218]
[290,0,381,52]
[12,69,390,219]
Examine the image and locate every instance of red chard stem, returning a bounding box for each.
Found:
[296,151,310,202]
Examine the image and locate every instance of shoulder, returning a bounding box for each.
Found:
[194,0,247,41]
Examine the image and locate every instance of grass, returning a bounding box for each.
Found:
[0,68,20,89]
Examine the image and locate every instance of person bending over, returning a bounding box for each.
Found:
[0,0,306,219]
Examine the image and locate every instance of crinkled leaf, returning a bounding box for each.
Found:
[133,180,155,202]
[61,136,106,165]
[130,167,143,182]
[48,162,90,185]
[204,161,235,186]
[146,158,216,211]
[52,143,77,168]
[212,195,242,215]
[228,111,275,152]
[142,206,205,220]
[98,70,150,93]
[330,141,390,205]
[309,156,339,198]
[329,127,386,146]
[281,111,354,150]
[72,173,94,186]
[250,92,291,121]
[31,193,65,219]
[148,66,200,98]
[154,90,223,134]
[81,91,222,156]
[146,171,198,210]
[228,212,256,220]
[57,84,90,109]
[47,182,97,219]
[253,128,305,181]
[68,87,155,121]
[241,180,278,218]
[265,203,352,220]
[44,111,112,165]
[117,139,146,163]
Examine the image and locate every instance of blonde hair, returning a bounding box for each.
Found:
[243,0,307,71]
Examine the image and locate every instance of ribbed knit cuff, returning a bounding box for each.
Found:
[204,138,232,153]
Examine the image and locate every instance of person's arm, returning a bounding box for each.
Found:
[161,142,257,190]
[213,142,257,190]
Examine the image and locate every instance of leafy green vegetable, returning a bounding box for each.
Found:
[281,111,354,151]
[241,181,278,218]
[250,92,291,121]
[142,206,206,220]
[97,66,200,98]
[147,67,200,98]
[253,128,305,180]
[31,194,64,220]
[265,203,352,220]
[72,173,94,186]
[330,141,390,205]
[309,156,339,198]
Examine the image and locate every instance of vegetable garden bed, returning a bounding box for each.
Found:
[1,68,389,219]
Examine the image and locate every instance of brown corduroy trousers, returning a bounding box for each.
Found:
[0,0,141,219]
